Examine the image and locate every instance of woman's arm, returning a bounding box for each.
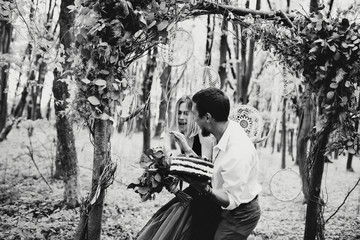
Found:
[169,131,197,156]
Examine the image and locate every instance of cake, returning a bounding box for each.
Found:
[169,156,213,182]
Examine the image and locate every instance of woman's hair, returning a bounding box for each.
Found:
[170,95,199,138]
[192,87,230,122]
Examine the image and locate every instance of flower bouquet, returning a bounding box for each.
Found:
[127,146,192,205]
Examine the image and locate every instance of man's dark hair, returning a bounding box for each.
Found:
[192,87,230,122]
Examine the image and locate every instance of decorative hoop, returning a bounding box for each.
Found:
[201,66,220,89]
[229,105,264,143]
[277,78,297,96]
[269,168,302,202]
[159,29,194,67]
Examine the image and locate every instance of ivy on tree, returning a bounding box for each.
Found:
[247,6,360,155]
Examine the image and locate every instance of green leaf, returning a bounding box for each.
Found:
[167,21,176,31]
[88,96,101,105]
[348,147,355,154]
[81,78,91,84]
[110,53,118,63]
[93,79,107,86]
[84,16,97,27]
[67,5,77,12]
[159,1,166,10]
[148,20,157,29]
[137,186,149,194]
[326,91,335,99]
[151,178,159,187]
[316,21,323,31]
[309,46,318,53]
[333,52,341,61]
[329,82,338,89]
[101,113,110,120]
[157,20,169,31]
[154,173,162,182]
[112,83,119,91]
[138,14,147,25]
[329,45,336,52]
[99,70,109,75]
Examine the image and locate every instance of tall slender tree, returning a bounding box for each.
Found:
[142,47,157,151]
[52,0,80,208]
[154,64,171,138]
[0,19,12,133]
[236,0,260,104]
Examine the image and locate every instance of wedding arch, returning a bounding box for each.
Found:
[69,1,360,239]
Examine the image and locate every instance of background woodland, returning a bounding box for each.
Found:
[0,0,359,239]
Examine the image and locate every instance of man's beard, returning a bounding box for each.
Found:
[201,128,211,137]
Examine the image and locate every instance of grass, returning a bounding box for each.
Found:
[0,120,359,239]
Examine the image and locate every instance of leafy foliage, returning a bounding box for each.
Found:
[69,0,199,125]
[127,146,176,201]
[247,4,360,155]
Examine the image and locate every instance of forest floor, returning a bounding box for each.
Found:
[0,120,359,240]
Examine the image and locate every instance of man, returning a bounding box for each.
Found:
[172,87,262,240]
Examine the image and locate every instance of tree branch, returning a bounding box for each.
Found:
[325,177,360,223]
[192,1,296,28]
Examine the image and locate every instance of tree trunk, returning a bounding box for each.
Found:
[204,15,215,66]
[238,25,247,103]
[0,87,28,141]
[347,91,360,171]
[0,21,12,133]
[154,65,171,138]
[271,120,277,154]
[52,0,80,209]
[327,0,335,17]
[286,0,291,13]
[74,119,112,240]
[296,96,312,202]
[304,122,331,240]
[310,0,319,13]
[218,16,228,89]
[88,119,111,240]
[281,98,287,169]
[142,47,157,151]
[346,153,354,172]
[237,0,260,104]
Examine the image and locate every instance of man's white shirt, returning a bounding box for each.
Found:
[212,120,262,210]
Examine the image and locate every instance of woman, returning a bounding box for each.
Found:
[169,96,214,159]
[136,96,221,240]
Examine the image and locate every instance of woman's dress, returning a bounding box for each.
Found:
[136,134,221,240]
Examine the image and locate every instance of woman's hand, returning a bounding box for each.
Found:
[169,131,194,155]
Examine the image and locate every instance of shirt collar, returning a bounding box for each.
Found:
[214,120,233,152]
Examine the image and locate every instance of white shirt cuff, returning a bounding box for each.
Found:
[222,192,237,210]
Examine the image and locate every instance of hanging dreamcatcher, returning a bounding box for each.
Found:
[201,66,221,88]
[229,105,264,143]
[192,65,221,92]
[269,168,302,202]
[159,29,194,67]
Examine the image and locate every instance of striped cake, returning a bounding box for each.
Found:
[169,156,213,181]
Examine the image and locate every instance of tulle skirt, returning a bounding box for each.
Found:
[136,197,192,240]
[136,187,221,240]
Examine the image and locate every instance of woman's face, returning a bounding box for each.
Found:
[178,102,190,134]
